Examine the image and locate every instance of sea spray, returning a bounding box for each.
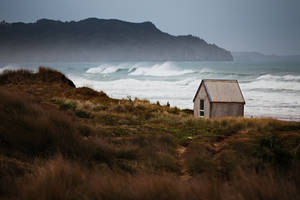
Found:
[129,62,195,76]
[0,64,20,73]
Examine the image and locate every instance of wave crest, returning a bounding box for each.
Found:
[129,62,194,76]
[86,62,195,77]
[0,64,20,73]
[86,64,122,74]
[241,74,300,91]
[257,74,300,82]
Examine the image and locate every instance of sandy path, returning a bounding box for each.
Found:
[177,145,192,181]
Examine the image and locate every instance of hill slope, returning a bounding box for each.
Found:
[0,18,233,61]
[0,68,299,199]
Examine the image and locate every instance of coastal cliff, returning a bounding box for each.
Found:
[0,18,233,61]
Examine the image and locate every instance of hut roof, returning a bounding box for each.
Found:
[193,79,245,104]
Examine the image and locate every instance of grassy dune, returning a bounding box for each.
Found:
[0,67,299,199]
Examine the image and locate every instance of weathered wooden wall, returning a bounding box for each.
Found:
[210,103,244,118]
[193,84,210,118]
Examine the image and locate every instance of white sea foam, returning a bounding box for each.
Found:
[87,62,197,77]
[240,75,300,120]
[241,80,300,91]
[129,62,194,76]
[199,68,214,73]
[257,74,300,82]
[0,65,20,73]
[241,74,300,91]
[69,75,199,108]
[243,89,300,120]
[86,64,123,74]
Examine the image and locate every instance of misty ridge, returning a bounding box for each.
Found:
[0,18,233,62]
[232,52,300,62]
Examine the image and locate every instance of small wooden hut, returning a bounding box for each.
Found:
[193,79,245,118]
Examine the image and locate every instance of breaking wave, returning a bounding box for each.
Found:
[69,75,200,108]
[86,64,126,74]
[257,74,300,82]
[86,62,195,77]
[241,74,300,91]
[0,64,20,73]
[129,62,194,76]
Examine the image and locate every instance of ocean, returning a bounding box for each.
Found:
[1,61,300,121]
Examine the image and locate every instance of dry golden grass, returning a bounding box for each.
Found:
[16,157,300,200]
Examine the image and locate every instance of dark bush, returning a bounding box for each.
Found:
[255,133,293,168]
[59,102,76,111]
[75,110,90,118]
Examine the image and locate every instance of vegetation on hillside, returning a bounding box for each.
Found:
[0,68,299,199]
[0,18,233,62]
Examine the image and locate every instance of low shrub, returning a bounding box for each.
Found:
[75,110,91,118]
[59,102,76,111]
[255,132,293,168]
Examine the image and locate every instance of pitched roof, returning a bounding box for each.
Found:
[193,79,245,103]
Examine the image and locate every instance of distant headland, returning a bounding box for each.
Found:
[0,18,233,62]
[232,51,300,62]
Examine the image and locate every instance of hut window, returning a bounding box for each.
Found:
[200,99,204,110]
[200,99,204,117]
[200,111,204,116]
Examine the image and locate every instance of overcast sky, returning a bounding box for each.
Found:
[0,0,299,55]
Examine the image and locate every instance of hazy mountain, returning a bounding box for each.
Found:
[0,18,233,62]
[232,51,300,62]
